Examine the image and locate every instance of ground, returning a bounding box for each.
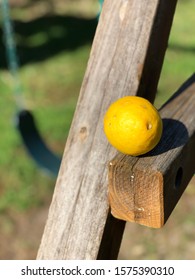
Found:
[1,177,195,259]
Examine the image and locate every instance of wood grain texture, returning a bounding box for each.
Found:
[109,75,195,228]
[37,0,178,259]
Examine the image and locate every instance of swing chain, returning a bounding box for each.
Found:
[1,0,25,109]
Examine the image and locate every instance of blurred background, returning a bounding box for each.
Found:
[0,0,194,259]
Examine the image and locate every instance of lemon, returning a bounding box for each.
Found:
[103,96,163,156]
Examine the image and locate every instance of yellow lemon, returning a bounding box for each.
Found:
[103,96,163,156]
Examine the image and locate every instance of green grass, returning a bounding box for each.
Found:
[155,0,195,107]
[0,44,91,212]
[0,0,194,212]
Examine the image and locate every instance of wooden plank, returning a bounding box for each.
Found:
[97,211,126,260]
[37,0,178,260]
[109,75,195,228]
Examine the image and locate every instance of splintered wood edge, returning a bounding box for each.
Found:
[108,76,195,228]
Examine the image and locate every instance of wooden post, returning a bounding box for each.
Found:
[37,0,178,260]
[109,75,195,228]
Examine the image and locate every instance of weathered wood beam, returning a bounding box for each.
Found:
[109,75,195,228]
[37,0,178,260]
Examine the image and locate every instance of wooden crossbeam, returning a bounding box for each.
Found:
[109,75,195,228]
[37,0,178,260]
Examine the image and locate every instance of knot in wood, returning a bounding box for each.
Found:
[79,126,87,141]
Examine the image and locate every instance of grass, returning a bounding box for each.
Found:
[0,0,194,259]
[155,0,195,107]
[0,44,91,210]
[0,0,95,211]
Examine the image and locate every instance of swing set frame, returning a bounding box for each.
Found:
[37,0,195,260]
